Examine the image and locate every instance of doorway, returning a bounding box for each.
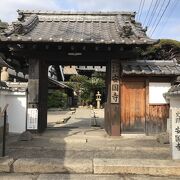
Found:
[121,81,146,132]
[47,64,106,131]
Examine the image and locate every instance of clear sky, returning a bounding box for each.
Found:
[0,0,179,41]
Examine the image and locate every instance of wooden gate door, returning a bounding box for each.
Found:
[121,81,146,132]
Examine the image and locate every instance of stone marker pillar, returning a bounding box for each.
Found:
[96,91,101,109]
[166,85,180,159]
[168,95,180,160]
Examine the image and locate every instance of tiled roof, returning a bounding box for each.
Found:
[0,81,9,89]
[0,56,12,68]
[0,10,157,45]
[165,84,180,96]
[121,59,180,76]
[48,77,71,89]
[0,20,8,33]
[6,82,28,91]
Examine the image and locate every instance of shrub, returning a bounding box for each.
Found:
[47,90,67,109]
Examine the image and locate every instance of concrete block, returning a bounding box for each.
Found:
[93,158,180,176]
[13,158,92,173]
[0,157,14,172]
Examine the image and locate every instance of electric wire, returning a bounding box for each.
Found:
[148,0,166,34]
[147,0,160,27]
[160,0,179,35]
[139,0,146,21]
[150,0,171,36]
[137,0,143,20]
[143,0,154,26]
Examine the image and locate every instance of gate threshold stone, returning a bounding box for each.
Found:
[13,158,92,173]
[94,158,180,176]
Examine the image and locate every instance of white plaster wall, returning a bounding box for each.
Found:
[0,93,6,111]
[0,91,9,127]
[6,92,26,133]
[149,82,171,104]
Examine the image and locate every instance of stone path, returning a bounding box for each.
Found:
[0,173,179,180]
[6,108,170,160]
[0,107,179,178]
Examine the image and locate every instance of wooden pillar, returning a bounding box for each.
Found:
[105,60,121,136]
[28,59,48,133]
[105,61,112,135]
[145,79,150,135]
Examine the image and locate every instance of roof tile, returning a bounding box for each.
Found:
[121,59,180,76]
[0,11,157,44]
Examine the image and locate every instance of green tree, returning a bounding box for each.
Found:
[66,74,105,105]
[142,39,180,60]
[47,90,67,109]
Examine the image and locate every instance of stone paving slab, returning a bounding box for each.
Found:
[0,174,180,180]
[37,174,180,180]
[0,174,37,180]
[13,158,93,174]
[0,157,14,172]
[94,158,180,176]
[38,174,121,180]
[49,137,87,143]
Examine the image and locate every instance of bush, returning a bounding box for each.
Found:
[47,90,67,109]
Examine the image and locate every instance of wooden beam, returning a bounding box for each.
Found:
[12,49,137,61]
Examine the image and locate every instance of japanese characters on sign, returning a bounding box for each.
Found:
[27,108,38,130]
[111,60,120,103]
[175,111,180,151]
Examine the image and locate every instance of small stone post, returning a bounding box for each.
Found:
[96,91,101,109]
[165,83,180,159]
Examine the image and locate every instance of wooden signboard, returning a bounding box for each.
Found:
[111,60,120,103]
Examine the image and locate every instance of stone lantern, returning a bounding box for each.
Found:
[96,91,101,109]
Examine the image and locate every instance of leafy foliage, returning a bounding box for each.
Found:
[142,39,180,60]
[66,73,105,105]
[47,90,67,109]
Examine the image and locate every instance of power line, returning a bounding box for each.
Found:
[137,0,143,20]
[143,0,154,26]
[148,0,166,34]
[147,0,160,27]
[139,0,146,21]
[149,0,161,27]
[150,0,171,37]
[160,0,179,34]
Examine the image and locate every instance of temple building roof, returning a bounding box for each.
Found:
[0,56,12,68]
[121,59,180,76]
[0,10,157,45]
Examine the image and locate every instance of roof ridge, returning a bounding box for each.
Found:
[17,10,136,16]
